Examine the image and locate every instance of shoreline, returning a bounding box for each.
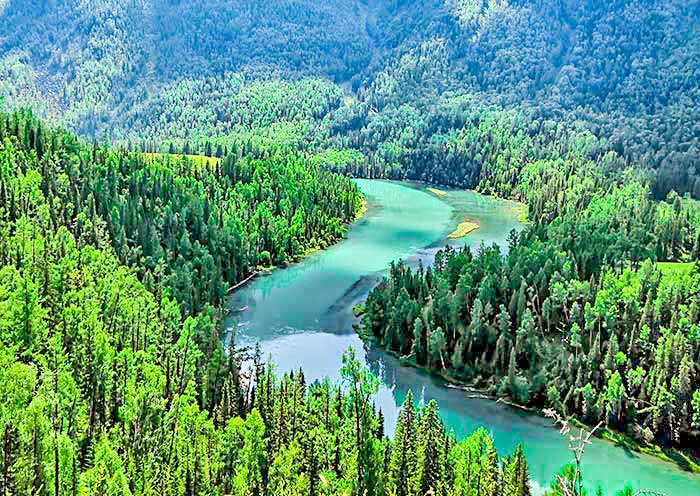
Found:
[227,194,369,295]
[412,180,530,225]
[376,183,700,471]
[355,321,700,474]
[357,328,540,415]
[482,193,529,223]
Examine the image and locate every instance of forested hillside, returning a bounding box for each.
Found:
[330,0,700,198]
[0,110,542,496]
[362,123,700,456]
[0,0,375,133]
[2,0,699,197]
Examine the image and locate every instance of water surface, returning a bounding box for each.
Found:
[228,179,699,495]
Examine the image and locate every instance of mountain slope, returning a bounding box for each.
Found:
[1,0,699,196]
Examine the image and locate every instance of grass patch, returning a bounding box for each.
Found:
[427,187,448,197]
[141,152,221,168]
[657,262,695,277]
[517,212,529,223]
[448,220,480,239]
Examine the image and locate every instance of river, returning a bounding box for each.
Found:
[228,179,699,496]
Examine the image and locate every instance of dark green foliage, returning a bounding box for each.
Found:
[363,160,700,449]
[2,1,699,198]
[0,109,362,316]
[326,0,700,198]
[0,0,374,133]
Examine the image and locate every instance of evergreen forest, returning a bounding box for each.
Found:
[1,1,700,495]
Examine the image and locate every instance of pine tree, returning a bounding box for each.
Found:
[503,445,531,496]
[388,392,417,496]
[412,400,446,496]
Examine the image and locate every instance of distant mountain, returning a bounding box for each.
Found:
[0,0,379,133]
[2,0,699,196]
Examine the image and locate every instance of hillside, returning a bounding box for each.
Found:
[2,2,700,494]
[2,0,699,197]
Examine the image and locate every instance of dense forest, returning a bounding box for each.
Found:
[0,109,362,315]
[362,129,700,454]
[1,0,699,197]
[0,108,565,496]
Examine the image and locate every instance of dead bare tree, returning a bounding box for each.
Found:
[544,408,603,496]
[543,409,667,496]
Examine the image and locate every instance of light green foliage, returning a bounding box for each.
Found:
[411,400,446,496]
[0,110,373,495]
[601,371,627,427]
[428,327,447,370]
[78,438,133,496]
[692,391,700,430]
[452,428,530,496]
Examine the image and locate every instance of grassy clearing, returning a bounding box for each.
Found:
[448,220,480,239]
[657,261,696,277]
[427,187,448,197]
[141,152,221,168]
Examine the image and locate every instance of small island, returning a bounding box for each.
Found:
[448,220,480,239]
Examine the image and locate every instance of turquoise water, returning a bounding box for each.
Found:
[228,179,699,496]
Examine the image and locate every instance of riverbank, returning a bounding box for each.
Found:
[489,195,529,223]
[228,195,369,295]
[592,423,700,474]
[422,181,530,227]
[355,323,539,415]
[357,317,700,474]
[465,185,530,223]
[355,197,369,221]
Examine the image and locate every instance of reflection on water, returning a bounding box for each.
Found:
[226,180,699,496]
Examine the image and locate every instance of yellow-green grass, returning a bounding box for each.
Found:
[448,220,480,239]
[427,187,448,197]
[141,152,221,168]
[657,262,696,277]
